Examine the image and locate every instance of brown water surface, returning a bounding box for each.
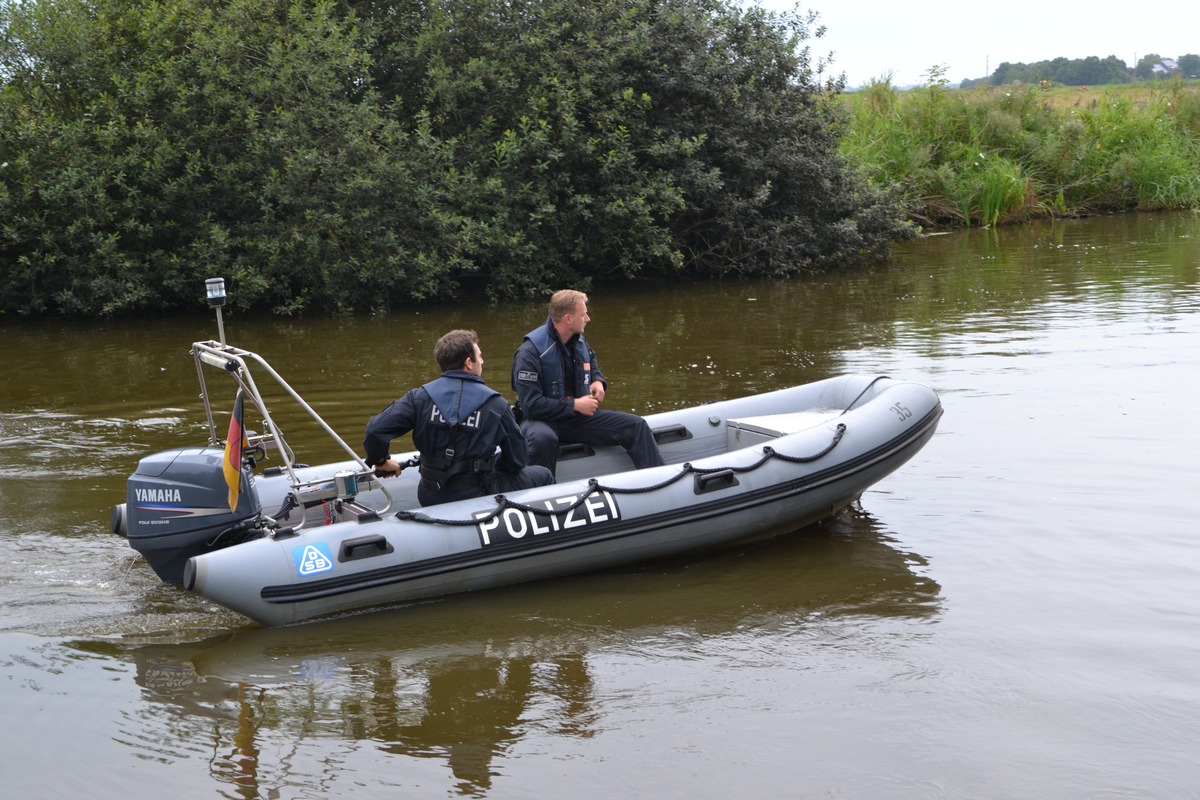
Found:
[1,212,1197,798]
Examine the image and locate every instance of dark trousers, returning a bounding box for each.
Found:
[417,465,554,507]
[522,408,666,474]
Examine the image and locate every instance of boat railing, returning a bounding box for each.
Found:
[191,339,393,525]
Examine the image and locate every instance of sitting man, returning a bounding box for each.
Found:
[512,289,665,475]
[365,329,553,506]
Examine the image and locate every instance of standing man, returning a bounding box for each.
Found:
[512,290,665,475]
[366,329,553,507]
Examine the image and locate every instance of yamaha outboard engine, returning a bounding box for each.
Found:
[113,446,262,584]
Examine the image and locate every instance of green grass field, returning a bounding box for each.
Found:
[838,79,1200,228]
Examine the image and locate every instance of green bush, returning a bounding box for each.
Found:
[0,0,911,317]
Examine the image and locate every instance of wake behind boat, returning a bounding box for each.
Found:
[110,280,943,626]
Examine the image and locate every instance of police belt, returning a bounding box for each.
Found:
[418,457,495,490]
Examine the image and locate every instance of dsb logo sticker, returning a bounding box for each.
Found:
[293,542,335,577]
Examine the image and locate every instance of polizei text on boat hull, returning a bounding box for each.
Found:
[474,490,621,546]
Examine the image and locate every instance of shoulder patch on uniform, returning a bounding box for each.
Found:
[517,370,539,382]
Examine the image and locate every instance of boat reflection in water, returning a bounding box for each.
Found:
[95,506,939,796]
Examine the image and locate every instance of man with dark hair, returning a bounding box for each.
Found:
[366,329,553,506]
[512,290,665,475]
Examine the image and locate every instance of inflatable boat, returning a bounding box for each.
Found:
[111,282,942,627]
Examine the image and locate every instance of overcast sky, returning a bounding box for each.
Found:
[755,0,1197,88]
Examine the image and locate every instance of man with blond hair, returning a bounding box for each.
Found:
[511,290,664,475]
[366,329,553,506]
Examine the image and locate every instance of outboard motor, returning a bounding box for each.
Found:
[113,446,262,584]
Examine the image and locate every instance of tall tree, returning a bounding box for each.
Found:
[1134,53,1164,80]
[1177,54,1200,79]
[1,0,429,315]
[354,0,911,291]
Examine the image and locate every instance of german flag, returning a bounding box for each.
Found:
[223,389,247,512]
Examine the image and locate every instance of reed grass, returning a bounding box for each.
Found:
[839,76,1200,228]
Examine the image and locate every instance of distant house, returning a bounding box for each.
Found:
[1152,58,1179,75]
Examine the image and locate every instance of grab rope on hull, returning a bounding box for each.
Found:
[394,423,847,527]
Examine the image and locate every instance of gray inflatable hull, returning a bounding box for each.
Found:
[184,375,942,626]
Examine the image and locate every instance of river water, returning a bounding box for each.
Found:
[1,213,1197,798]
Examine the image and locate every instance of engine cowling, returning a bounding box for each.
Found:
[116,446,261,584]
